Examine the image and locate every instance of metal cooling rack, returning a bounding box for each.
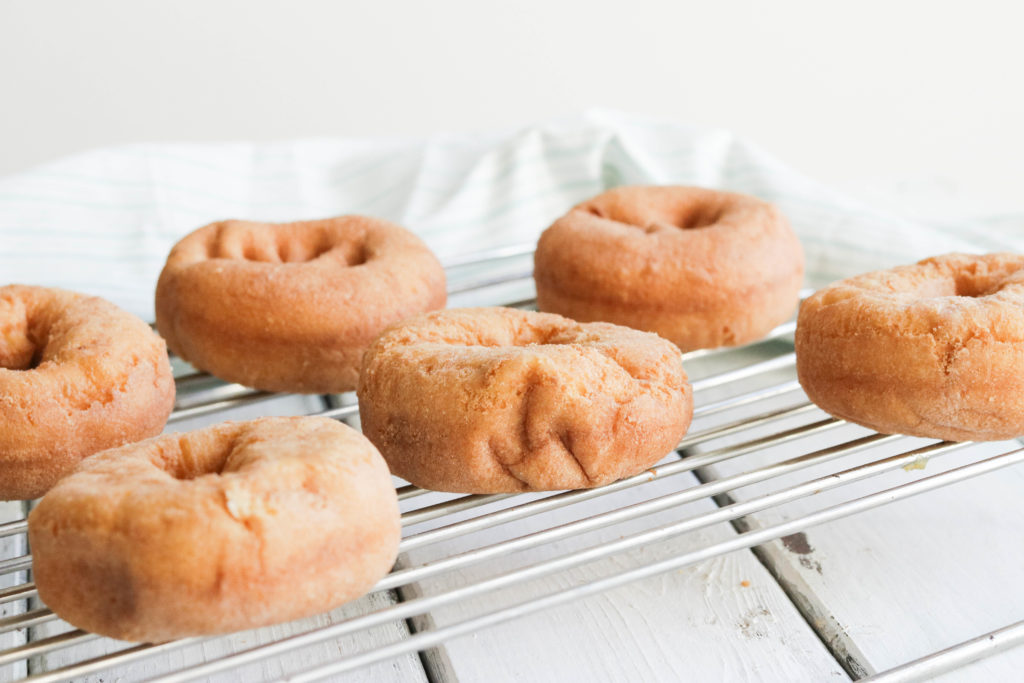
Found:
[1,244,1023,682]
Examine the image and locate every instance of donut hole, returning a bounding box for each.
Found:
[203,221,374,267]
[915,272,1007,300]
[242,243,279,263]
[432,320,578,349]
[588,199,725,232]
[277,239,367,266]
[952,270,1007,298]
[215,230,345,265]
[0,341,42,371]
[340,242,368,267]
[0,313,44,371]
[669,203,726,230]
[274,234,346,264]
[162,435,243,480]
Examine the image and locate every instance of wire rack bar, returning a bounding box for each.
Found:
[439,243,535,268]
[0,631,98,668]
[316,403,359,421]
[0,609,57,635]
[864,620,1024,683]
[690,352,794,392]
[22,641,200,683]
[398,414,842,555]
[0,408,842,637]
[396,402,827,530]
[0,520,26,539]
[171,380,252,408]
[446,270,535,295]
[2,256,1020,681]
[0,357,817,630]
[62,439,970,683]
[158,310,801,423]
[395,485,430,502]
[691,378,802,418]
[0,555,31,576]
[166,391,276,424]
[0,583,35,606]
[377,433,902,592]
[352,376,802,527]
[156,443,1020,683]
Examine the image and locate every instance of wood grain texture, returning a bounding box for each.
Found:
[398,469,849,682]
[685,341,1024,680]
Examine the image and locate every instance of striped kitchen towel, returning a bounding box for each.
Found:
[0,109,1018,321]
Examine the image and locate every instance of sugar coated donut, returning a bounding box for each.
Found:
[358,307,693,493]
[796,253,1024,441]
[0,285,175,500]
[534,185,804,351]
[155,215,446,394]
[28,416,400,642]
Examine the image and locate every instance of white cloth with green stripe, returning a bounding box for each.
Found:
[0,110,1015,322]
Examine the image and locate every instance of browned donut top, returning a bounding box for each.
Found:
[156,215,446,349]
[575,185,767,235]
[535,186,800,306]
[161,216,443,291]
[359,307,692,491]
[165,216,383,269]
[367,307,687,392]
[0,285,172,425]
[36,417,386,515]
[802,253,1024,342]
[3,286,117,372]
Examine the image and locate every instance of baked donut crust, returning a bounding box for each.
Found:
[155,215,446,394]
[796,253,1024,441]
[0,285,175,500]
[358,307,693,493]
[534,186,804,351]
[28,416,400,642]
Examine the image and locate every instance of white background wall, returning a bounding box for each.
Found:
[2,0,1022,215]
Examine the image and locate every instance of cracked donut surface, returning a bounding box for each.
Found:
[358,307,693,493]
[796,253,1024,441]
[534,185,804,351]
[155,215,446,393]
[0,285,175,500]
[28,416,400,642]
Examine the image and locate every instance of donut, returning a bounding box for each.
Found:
[0,285,175,501]
[796,253,1024,441]
[155,215,446,394]
[358,307,693,493]
[28,416,400,642]
[533,185,804,351]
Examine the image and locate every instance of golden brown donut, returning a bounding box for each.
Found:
[155,215,446,394]
[358,307,693,493]
[796,253,1024,441]
[534,186,804,351]
[28,416,400,642]
[0,285,175,500]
